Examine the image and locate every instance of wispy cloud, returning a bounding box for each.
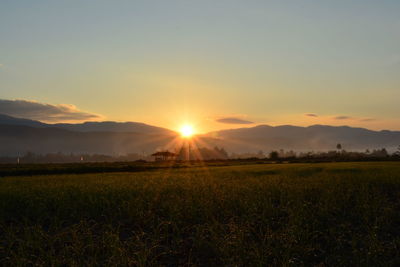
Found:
[333,115,378,122]
[360,118,377,122]
[0,99,103,123]
[305,113,378,123]
[216,117,254,124]
[334,116,353,120]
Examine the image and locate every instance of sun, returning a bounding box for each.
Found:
[180,124,195,138]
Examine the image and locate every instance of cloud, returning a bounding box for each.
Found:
[360,118,377,122]
[334,116,353,120]
[302,113,378,123]
[333,115,378,122]
[216,117,254,124]
[0,99,103,123]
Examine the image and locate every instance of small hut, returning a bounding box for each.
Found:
[151,151,177,161]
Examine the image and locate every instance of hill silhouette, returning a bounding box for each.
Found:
[0,114,399,156]
[203,125,400,152]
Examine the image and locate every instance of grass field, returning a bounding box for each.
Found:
[1,162,399,266]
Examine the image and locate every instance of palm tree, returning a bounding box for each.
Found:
[336,143,342,151]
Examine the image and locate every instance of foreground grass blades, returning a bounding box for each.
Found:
[0,162,399,266]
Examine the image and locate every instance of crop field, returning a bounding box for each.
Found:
[0,162,399,266]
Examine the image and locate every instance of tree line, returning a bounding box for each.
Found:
[0,144,399,164]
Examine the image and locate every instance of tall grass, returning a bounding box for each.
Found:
[0,162,399,266]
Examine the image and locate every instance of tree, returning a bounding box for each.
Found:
[336,143,342,150]
[216,147,229,159]
[394,145,400,156]
[381,148,389,157]
[370,148,389,157]
[269,151,279,160]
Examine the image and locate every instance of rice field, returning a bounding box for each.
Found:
[0,162,399,266]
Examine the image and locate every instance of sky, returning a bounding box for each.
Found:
[1,0,399,133]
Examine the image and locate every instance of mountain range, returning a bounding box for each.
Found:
[0,114,177,156]
[205,125,400,153]
[0,114,399,156]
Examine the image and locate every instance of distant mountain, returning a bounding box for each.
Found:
[1,114,399,156]
[0,124,178,156]
[0,114,178,156]
[0,114,174,134]
[53,121,174,135]
[0,114,47,128]
[203,124,400,152]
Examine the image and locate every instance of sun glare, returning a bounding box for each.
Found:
[180,124,195,138]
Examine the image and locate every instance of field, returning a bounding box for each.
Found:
[1,162,399,266]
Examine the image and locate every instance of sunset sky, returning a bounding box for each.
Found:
[1,1,399,133]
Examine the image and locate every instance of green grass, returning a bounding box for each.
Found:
[1,162,399,266]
